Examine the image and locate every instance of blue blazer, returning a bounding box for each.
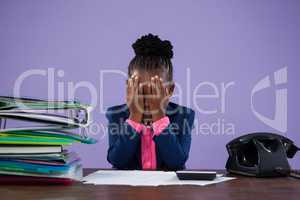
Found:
[105,102,195,171]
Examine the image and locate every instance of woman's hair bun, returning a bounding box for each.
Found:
[132,33,173,59]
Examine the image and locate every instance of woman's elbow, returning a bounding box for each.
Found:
[107,149,128,169]
[165,154,188,170]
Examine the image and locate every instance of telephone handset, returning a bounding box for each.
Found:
[226,132,299,177]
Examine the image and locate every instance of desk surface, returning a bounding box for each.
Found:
[1,169,300,200]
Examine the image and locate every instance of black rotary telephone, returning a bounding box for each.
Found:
[225,132,300,177]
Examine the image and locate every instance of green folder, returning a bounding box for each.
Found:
[0,96,97,145]
[0,133,75,145]
[0,130,97,144]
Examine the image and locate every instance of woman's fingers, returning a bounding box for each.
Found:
[127,74,137,106]
[132,75,144,113]
[150,75,166,98]
[151,76,156,96]
[127,77,132,90]
[154,76,160,95]
[159,77,165,97]
[133,75,139,93]
[126,78,133,103]
[155,75,166,98]
[132,75,138,99]
[138,82,144,102]
[137,82,144,113]
[128,73,136,89]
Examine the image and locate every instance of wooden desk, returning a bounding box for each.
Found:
[1,169,300,200]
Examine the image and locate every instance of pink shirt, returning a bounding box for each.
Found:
[126,116,170,170]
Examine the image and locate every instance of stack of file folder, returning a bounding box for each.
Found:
[0,96,97,184]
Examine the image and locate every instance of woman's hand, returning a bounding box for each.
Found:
[146,75,170,122]
[126,74,144,123]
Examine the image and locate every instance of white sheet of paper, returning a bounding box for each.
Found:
[82,170,236,186]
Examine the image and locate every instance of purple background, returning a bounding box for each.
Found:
[0,0,299,169]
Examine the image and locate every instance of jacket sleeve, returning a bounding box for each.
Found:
[106,110,141,169]
[153,109,195,170]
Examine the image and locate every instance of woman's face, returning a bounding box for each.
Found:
[129,68,174,124]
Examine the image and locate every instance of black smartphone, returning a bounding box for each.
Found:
[176,171,217,180]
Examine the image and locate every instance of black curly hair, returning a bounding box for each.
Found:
[128,33,174,81]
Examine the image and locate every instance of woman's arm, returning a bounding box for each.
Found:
[106,112,141,169]
[153,110,195,170]
[107,74,145,169]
